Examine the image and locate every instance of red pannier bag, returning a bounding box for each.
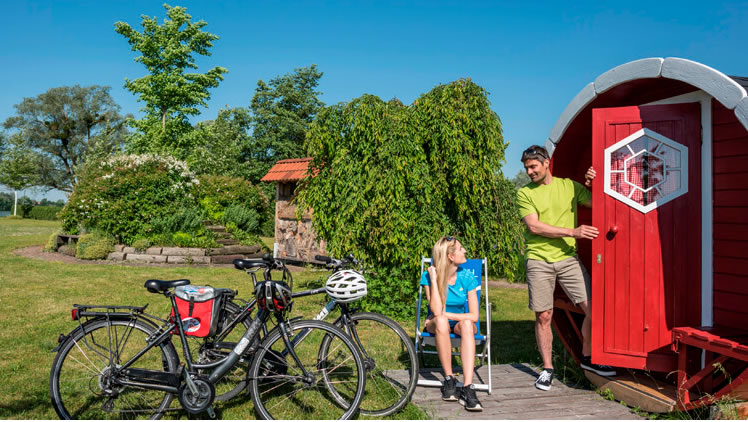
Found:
[171,285,226,337]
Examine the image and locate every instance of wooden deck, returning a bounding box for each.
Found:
[410,364,641,419]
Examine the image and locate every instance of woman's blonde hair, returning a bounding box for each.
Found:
[431,236,458,309]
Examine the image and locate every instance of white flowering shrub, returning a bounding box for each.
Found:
[60,154,202,244]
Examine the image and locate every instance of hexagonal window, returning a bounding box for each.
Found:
[604,129,688,213]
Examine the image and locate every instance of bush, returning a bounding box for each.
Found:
[28,206,63,221]
[132,238,151,251]
[172,232,192,247]
[150,206,205,235]
[59,154,200,244]
[44,230,62,252]
[196,175,271,233]
[298,80,525,318]
[76,233,115,260]
[223,204,259,233]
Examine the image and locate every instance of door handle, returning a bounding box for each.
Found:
[609,226,618,234]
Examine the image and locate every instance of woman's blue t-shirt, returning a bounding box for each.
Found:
[420,267,480,314]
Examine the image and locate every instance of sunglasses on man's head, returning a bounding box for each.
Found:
[523,148,547,159]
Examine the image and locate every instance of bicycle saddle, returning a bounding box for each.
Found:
[144,279,190,293]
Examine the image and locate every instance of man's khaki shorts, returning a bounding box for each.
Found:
[526,256,591,312]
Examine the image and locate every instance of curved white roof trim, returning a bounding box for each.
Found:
[661,57,747,109]
[548,57,748,157]
[594,58,664,94]
[548,82,596,144]
[544,138,556,157]
[736,97,748,131]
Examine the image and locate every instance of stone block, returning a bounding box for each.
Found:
[210,254,246,264]
[224,244,262,255]
[125,254,167,263]
[114,245,125,252]
[161,247,206,256]
[167,255,210,264]
[206,247,228,256]
[145,247,163,255]
[108,252,126,261]
[122,247,136,254]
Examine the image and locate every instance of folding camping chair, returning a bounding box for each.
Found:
[415,257,492,393]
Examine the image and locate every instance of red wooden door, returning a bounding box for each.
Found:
[591,103,701,372]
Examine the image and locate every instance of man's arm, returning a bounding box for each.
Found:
[581,166,595,208]
[522,213,598,240]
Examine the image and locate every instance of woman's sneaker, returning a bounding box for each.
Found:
[580,356,617,377]
[441,375,458,401]
[459,384,483,411]
[535,368,554,391]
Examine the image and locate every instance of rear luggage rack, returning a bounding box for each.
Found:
[73,304,148,318]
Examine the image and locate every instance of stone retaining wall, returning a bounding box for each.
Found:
[108,244,264,265]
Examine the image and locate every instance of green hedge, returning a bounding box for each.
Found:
[25,206,63,220]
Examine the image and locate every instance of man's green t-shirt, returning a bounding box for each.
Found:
[517,177,591,263]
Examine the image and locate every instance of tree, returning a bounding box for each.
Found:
[115,4,228,157]
[0,192,12,212]
[297,79,526,318]
[246,65,324,184]
[510,169,530,189]
[0,139,39,215]
[3,85,128,192]
[185,107,252,178]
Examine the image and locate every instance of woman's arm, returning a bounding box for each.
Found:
[443,289,479,322]
[427,266,445,316]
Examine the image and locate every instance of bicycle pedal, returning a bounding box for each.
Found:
[206,406,216,419]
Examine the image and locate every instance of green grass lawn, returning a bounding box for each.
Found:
[0,218,550,420]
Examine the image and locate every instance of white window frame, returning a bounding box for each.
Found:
[604,128,689,214]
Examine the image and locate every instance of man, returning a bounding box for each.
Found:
[516,145,616,391]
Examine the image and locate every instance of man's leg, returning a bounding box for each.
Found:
[535,309,554,369]
[556,257,615,377]
[526,259,557,369]
[577,300,591,356]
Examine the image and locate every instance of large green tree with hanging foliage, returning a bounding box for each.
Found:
[297,79,525,318]
[115,4,228,158]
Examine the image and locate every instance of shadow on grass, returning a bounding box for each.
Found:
[0,391,54,419]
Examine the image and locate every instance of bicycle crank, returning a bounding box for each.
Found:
[178,375,215,415]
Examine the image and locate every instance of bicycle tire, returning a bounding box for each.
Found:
[248,319,366,420]
[323,311,418,417]
[49,318,180,420]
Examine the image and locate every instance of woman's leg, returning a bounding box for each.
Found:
[425,315,453,376]
[454,320,476,385]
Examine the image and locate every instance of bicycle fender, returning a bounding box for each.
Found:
[51,315,165,353]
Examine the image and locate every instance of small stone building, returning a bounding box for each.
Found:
[261,158,327,263]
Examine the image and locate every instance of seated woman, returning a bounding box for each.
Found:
[421,235,483,411]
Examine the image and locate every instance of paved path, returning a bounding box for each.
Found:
[410,364,640,419]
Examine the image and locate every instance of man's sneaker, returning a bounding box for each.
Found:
[535,368,553,391]
[441,375,458,401]
[580,356,617,377]
[459,384,483,411]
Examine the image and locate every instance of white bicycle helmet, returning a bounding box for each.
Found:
[325,270,368,303]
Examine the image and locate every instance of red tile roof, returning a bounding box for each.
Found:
[261,157,313,182]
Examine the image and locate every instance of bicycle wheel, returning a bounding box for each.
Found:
[323,311,418,416]
[248,319,366,420]
[50,318,179,420]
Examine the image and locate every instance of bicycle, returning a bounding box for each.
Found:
[216,253,418,417]
[48,257,366,420]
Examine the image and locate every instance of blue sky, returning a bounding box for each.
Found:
[2,0,747,201]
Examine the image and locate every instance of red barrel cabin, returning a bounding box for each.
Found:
[546,57,748,412]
